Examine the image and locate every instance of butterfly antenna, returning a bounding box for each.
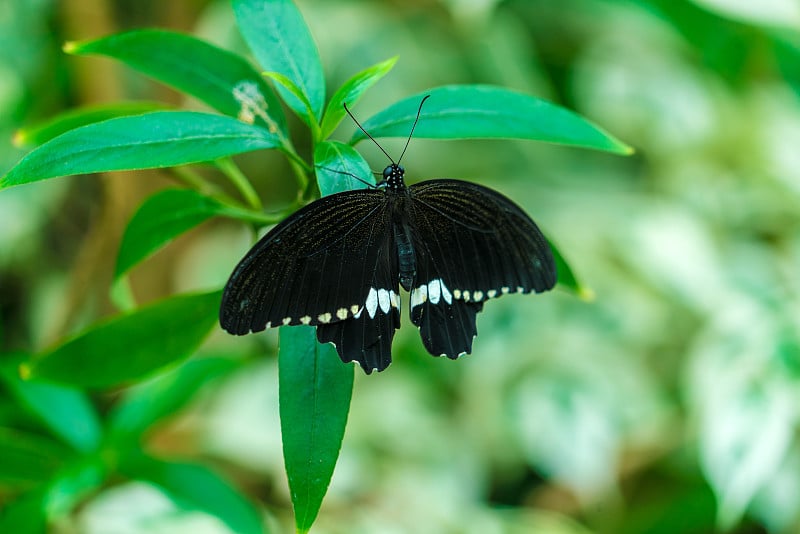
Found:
[314,164,377,189]
[344,102,395,164]
[397,94,430,164]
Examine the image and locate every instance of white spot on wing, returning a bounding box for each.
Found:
[429,279,441,304]
[300,315,311,325]
[473,290,483,301]
[390,290,400,309]
[282,317,291,325]
[265,321,272,328]
[487,289,497,299]
[366,288,379,318]
[377,289,391,313]
[463,290,471,302]
[336,308,348,320]
[350,304,360,315]
[501,287,510,294]
[410,284,428,309]
[453,289,462,299]
[318,312,332,323]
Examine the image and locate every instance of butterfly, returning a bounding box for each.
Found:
[219,96,557,373]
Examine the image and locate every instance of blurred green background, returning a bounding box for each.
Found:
[3,0,800,532]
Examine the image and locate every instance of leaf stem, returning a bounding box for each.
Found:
[217,157,262,211]
[169,165,248,210]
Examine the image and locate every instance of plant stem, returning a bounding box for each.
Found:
[217,158,263,211]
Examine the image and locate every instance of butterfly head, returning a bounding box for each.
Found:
[382,163,406,191]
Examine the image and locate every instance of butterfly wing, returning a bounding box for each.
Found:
[406,179,556,358]
[316,228,400,374]
[220,189,401,372]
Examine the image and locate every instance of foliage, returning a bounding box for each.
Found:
[0,0,625,531]
[2,0,799,532]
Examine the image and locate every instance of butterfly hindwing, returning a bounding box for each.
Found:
[406,179,556,358]
[409,276,484,359]
[316,230,401,373]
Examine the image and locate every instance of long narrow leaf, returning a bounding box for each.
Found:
[351,85,633,154]
[278,136,364,531]
[0,429,68,485]
[120,453,266,534]
[549,239,593,300]
[66,30,286,135]
[1,357,102,453]
[14,101,168,147]
[1,112,281,190]
[279,326,353,533]
[0,490,48,533]
[108,357,238,440]
[233,0,325,121]
[23,290,222,388]
[115,189,270,280]
[263,71,319,136]
[44,458,107,520]
[320,56,398,139]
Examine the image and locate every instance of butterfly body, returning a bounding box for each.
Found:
[220,163,556,373]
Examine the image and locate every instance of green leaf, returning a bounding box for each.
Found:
[23,290,222,388]
[320,56,398,139]
[279,326,353,533]
[688,0,800,29]
[263,71,320,137]
[700,384,797,530]
[688,304,798,530]
[549,239,593,300]
[0,489,48,534]
[351,85,633,154]
[1,111,281,190]
[120,453,266,534]
[108,357,238,440]
[0,429,68,485]
[66,30,286,136]
[14,101,168,147]
[43,458,107,520]
[0,358,101,453]
[110,276,137,312]
[702,378,796,530]
[774,34,800,98]
[313,141,374,197]
[233,0,325,122]
[115,189,270,280]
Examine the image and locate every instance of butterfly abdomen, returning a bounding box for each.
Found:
[394,223,416,291]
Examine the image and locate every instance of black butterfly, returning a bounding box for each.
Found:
[220,96,557,373]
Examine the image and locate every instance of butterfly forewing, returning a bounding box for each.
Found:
[405,179,556,358]
[220,189,391,336]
